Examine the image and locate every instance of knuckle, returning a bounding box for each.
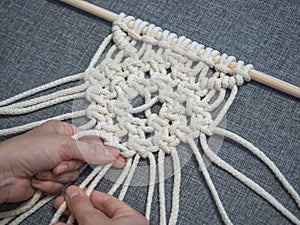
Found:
[43,120,75,136]
[59,137,77,159]
[56,122,73,136]
[62,123,75,136]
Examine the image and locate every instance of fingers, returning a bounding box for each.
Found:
[54,196,65,210]
[54,196,71,216]
[32,167,81,195]
[53,187,88,216]
[53,150,125,171]
[59,136,121,165]
[31,120,127,168]
[64,186,109,224]
[35,170,80,183]
[113,155,127,169]
[75,136,127,169]
[53,187,148,225]
[31,178,65,195]
[89,190,136,218]
[52,160,85,175]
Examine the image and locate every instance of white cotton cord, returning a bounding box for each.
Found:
[145,153,156,220]
[79,118,97,130]
[0,190,42,219]
[212,86,238,127]
[72,129,101,140]
[208,89,226,111]
[213,127,300,209]
[0,216,14,225]
[9,195,55,225]
[86,163,113,197]
[79,165,104,189]
[50,165,104,225]
[66,163,114,224]
[168,150,181,225]
[119,154,140,201]
[130,96,159,114]
[2,83,88,109]
[0,110,86,136]
[0,73,84,107]
[50,166,103,224]
[158,150,167,225]
[188,137,233,225]
[88,34,113,69]
[0,92,85,115]
[49,202,67,225]
[108,157,133,195]
[200,133,300,225]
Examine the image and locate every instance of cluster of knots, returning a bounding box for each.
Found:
[0,13,299,225]
[84,13,252,158]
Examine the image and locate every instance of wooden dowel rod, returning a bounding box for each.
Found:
[60,0,118,22]
[59,0,300,99]
[249,70,300,98]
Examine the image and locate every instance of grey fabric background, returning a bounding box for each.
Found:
[0,0,299,224]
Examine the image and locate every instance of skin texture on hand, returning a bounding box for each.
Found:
[0,120,126,203]
[54,186,149,225]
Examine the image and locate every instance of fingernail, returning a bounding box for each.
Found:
[57,164,68,174]
[104,146,119,157]
[114,157,126,168]
[118,156,126,166]
[66,186,79,199]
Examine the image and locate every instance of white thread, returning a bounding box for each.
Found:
[108,157,133,195]
[0,92,85,115]
[200,133,300,225]
[0,191,42,219]
[168,150,181,225]
[88,34,113,68]
[119,154,140,201]
[188,137,233,225]
[9,195,55,225]
[66,163,113,224]
[0,217,13,224]
[1,82,88,109]
[86,163,113,196]
[50,165,104,225]
[0,110,86,136]
[0,73,84,107]
[213,127,300,208]
[158,150,167,225]
[145,153,156,220]
[212,86,238,127]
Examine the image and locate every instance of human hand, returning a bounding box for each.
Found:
[53,186,149,225]
[0,120,125,203]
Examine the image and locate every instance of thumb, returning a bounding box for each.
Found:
[65,186,108,224]
[59,136,120,165]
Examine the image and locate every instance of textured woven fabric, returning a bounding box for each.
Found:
[0,0,299,224]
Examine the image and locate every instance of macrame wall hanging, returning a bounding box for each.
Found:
[0,1,300,225]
